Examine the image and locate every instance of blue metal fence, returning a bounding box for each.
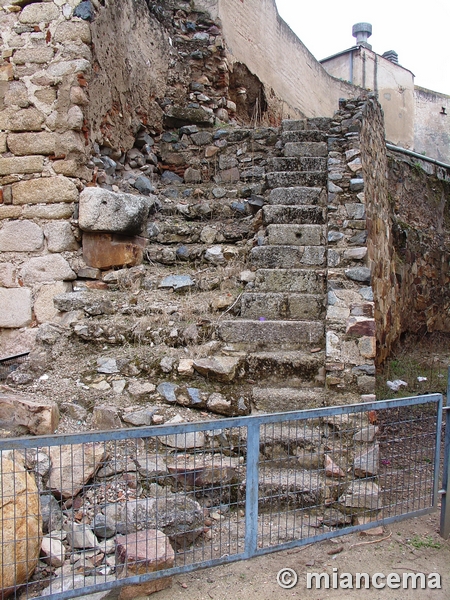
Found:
[0,392,444,600]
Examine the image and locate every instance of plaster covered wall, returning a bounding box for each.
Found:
[196,0,359,121]
[322,47,415,151]
[414,87,450,164]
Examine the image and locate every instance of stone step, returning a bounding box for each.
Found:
[267,157,327,172]
[252,386,328,412]
[281,119,306,132]
[263,205,325,225]
[281,130,328,143]
[284,142,328,158]
[253,269,326,293]
[268,187,326,206]
[241,292,325,320]
[244,468,329,509]
[306,117,332,131]
[266,224,325,246]
[251,245,326,269]
[218,319,324,350]
[266,171,327,189]
[246,350,325,380]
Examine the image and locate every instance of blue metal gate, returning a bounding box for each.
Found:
[0,392,445,600]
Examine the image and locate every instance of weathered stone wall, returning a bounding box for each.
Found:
[360,98,397,365]
[324,97,376,394]
[361,99,450,363]
[0,0,94,354]
[388,155,450,338]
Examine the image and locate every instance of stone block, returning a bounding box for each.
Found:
[66,105,84,130]
[0,328,36,357]
[46,59,90,79]
[79,187,151,235]
[12,176,78,205]
[12,47,54,65]
[6,132,56,156]
[53,21,91,44]
[0,456,41,596]
[0,288,32,327]
[69,86,89,106]
[284,141,327,157]
[82,232,147,269]
[0,156,44,176]
[266,170,327,189]
[33,88,57,105]
[44,221,78,252]
[193,356,240,382]
[0,133,6,153]
[54,131,87,156]
[254,268,326,294]
[0,108,45,132]
[22,204,75,220]
[48,443,107,500]
[251,246,305,269]
[217,167,240,183]
[0,262,16,287]
[263,205,325,225]
[359,336,376,359]
[0,219,43,251]
[0,206,21,220]
[281,130,328,143]
[20,255,76,284]
[34,281,72,324]
[301,246,326,265]
[19,2,60,24]
[266,224,324,246]
[164,106,214,127]
[241,292,324,320]
[52,159,92,180]
[116,530,174,599]
[0,394,59,435]
[0,64,13,81]
[219,319,324,350]
[346,317,376,337]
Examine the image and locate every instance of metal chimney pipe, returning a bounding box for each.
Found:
[352,23,372,49]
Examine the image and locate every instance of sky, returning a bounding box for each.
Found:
[275,0,450,96]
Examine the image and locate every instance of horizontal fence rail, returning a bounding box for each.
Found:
[0,393,443,600]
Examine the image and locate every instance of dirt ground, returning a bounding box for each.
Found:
[153,511,449,600]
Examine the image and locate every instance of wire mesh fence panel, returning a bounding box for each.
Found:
[0,353,29,382]
[0,394,443,600]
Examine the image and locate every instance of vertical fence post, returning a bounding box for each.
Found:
[440,367,450,539]
[244,421,260,557]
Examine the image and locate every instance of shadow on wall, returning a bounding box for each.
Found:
[229,62,268,124]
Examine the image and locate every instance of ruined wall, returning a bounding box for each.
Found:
[388,156,450,337]
[324,97,376,394]
[361,100,450,363]
[414,87,450,164]
[360,98,398,365]
[0,0,93,355]
[196,0,359,121]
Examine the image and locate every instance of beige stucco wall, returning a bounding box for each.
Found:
[195,0,359,119]
[414,87,450,164]
[322,47,415,150]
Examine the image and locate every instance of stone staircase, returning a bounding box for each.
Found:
[219,118,332,411]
